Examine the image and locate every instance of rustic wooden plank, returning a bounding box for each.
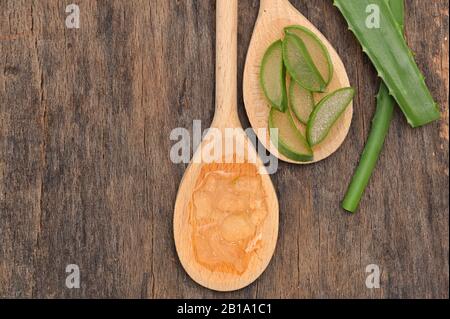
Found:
[0,0,42,298]
[0,0,448,298]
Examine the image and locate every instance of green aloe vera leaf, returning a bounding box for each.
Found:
[269,108,313,162]
[307,87,355,146]
[282,32,327,92]
[284,25,334,85]
[333,0,440,127]
[289,79,315,124]
[388,0,404,31]
[342,84,395,213]
[342,0,404,213]
[260,40,288,112]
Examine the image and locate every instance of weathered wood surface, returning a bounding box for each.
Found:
[0,0,448,298]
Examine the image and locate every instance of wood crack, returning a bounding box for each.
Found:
[37,45,46,247]
[31,1,47,295]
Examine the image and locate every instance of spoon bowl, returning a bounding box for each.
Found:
[174,0,279,292]
[243,0,353,163]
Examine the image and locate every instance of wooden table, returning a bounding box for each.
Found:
[0,0,448,298]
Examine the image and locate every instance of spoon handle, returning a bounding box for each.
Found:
[259,0,287,13]
[213,0,240,129]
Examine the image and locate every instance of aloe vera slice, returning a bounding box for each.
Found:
[260,40,288,112]
[334,0,440,127]
[269,108,313,162]
[307,87,355,146]
[282,32,327,92]
[289,80,314,124]
[284,25,333,85]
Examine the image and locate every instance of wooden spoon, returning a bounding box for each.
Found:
[243,0,353,164]
[174,0,279,292]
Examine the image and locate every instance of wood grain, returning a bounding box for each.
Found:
[0,0,448,298]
